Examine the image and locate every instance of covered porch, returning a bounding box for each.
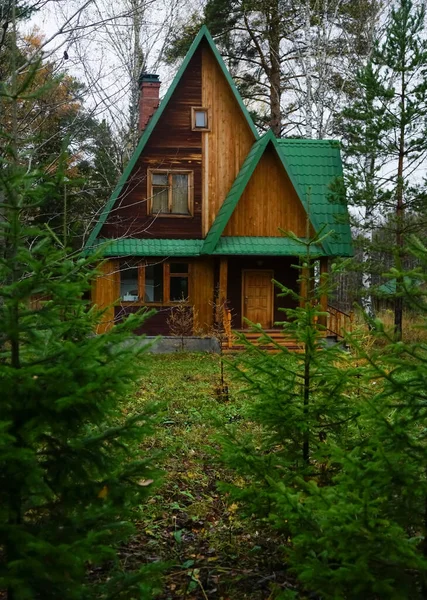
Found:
[214,255,353,350]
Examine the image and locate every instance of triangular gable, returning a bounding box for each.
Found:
[84,26,259,254]
[202,131,322,254]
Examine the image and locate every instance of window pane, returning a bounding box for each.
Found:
[170,276,188,301]
[195,110,207,127]
[120,267,139,301]
[170,263,189,274]
[171,174,189,214]
[152,186,168,213]
[152,173,168,185]
[145,264,163,302]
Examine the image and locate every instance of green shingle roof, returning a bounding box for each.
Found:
[93,239,203,257]
[92,236,323,257]
[212,237,323,256]
[277,139,352,256]
[84,25,352,260]
[202,132,352,257]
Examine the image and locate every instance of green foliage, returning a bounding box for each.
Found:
[218,231,358,515]
[218,232,427,598]
[0,151,163,597]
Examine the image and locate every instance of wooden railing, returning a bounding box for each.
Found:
[220,304,353,350]
[326,305,354,339]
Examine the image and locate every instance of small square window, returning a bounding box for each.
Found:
[191,107,209,131]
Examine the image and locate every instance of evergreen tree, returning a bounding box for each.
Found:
[218,228,357,519]
[219,232,427,598]
[277,238,427,598]
[342,0,427,338]
[0,7,163,598]
[165,0,382,137]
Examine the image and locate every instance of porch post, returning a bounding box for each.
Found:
[217,257,229,341]
[319,257,329,327]
[219,257,228,305]
[299,259,309,307]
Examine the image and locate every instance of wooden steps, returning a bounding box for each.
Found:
[221,330,304,353]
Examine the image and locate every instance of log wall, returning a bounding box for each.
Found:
[100,52,203,240]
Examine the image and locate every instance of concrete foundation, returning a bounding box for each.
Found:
[133,336,221,354]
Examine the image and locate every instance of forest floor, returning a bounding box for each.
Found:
[117,352,298,600]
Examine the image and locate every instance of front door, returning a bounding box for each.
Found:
[242,270,274,328]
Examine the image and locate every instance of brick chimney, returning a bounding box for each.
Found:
[138,73,161,132]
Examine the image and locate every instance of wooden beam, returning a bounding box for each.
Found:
[219,257,228,304]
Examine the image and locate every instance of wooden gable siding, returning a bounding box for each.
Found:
[201,42,256,235]
[223,146,309,237]
[99,52,203,240]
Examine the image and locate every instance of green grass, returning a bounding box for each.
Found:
[117,353,295,600]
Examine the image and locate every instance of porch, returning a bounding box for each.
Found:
[214,255,353,351]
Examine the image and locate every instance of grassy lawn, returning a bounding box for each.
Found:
[120,352,294,600]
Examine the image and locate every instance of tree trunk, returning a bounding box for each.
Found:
[394,65,405,340]
[268,0,281,137]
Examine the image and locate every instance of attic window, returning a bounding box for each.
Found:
[191,107,209,131]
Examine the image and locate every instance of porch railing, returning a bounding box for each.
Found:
[326,304,354,339]
[220,304,353,350]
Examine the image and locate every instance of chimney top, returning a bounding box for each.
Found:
[138,72,160,86]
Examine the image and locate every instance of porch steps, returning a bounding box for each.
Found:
[221,330,303,353]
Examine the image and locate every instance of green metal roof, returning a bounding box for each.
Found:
[93,238,203,257]
[212,237,323,256]
[83,25,258,255]
[277,139,352,257]
[202,133,352,257]
[92,236,323,257]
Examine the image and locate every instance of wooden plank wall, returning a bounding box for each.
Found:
[191,257,214,332]
[99,52,203,240]
[224,146,309,237]
[91,260,120,333]
[201,42,256,235]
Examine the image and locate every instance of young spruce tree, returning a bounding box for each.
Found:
[0,8,163,598]
[218,225,358,524]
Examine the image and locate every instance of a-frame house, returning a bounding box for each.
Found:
[85,26,353,339]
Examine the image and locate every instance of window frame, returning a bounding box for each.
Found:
[147,169,194,217]
[119,261,191,306]
[191,107,210,131]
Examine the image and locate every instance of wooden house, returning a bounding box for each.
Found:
[85,27,353,342]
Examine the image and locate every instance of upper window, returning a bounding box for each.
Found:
[191,107,209,131]
[148,170,193,216]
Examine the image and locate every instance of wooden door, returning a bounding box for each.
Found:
[242,270,273,328]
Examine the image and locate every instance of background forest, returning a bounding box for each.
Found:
[1,0,427,598]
